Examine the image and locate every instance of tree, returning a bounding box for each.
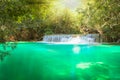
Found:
[77,0,120,42]
[0,0,32,42]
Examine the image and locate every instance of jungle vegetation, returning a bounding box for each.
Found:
[0,0,120,42]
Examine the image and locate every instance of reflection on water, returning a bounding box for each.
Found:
[0,42,17,61]
[73,45,81,54]
[0,42,120,80]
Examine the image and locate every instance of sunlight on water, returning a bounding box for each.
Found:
[72,45,81,54]
[76,62,91,69]
[0,42,120,80]
[76,62,104,69]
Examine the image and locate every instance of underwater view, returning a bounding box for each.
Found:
[0,42,120,80]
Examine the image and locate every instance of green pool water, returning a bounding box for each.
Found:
[0,42,120,80]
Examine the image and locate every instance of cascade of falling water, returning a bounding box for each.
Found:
[43,34,100,44]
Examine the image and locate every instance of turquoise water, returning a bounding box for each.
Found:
[0,42,120,80]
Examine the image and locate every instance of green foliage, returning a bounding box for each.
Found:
[44,27,54,35]
[77,0,120,42]
[0,0,119,42]
[0,0,32,41]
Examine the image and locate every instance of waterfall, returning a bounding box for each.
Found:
[43,34,100,44]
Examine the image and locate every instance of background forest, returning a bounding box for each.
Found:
[0,0,120,42]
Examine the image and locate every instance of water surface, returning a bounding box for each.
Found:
[0,42,120,80]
